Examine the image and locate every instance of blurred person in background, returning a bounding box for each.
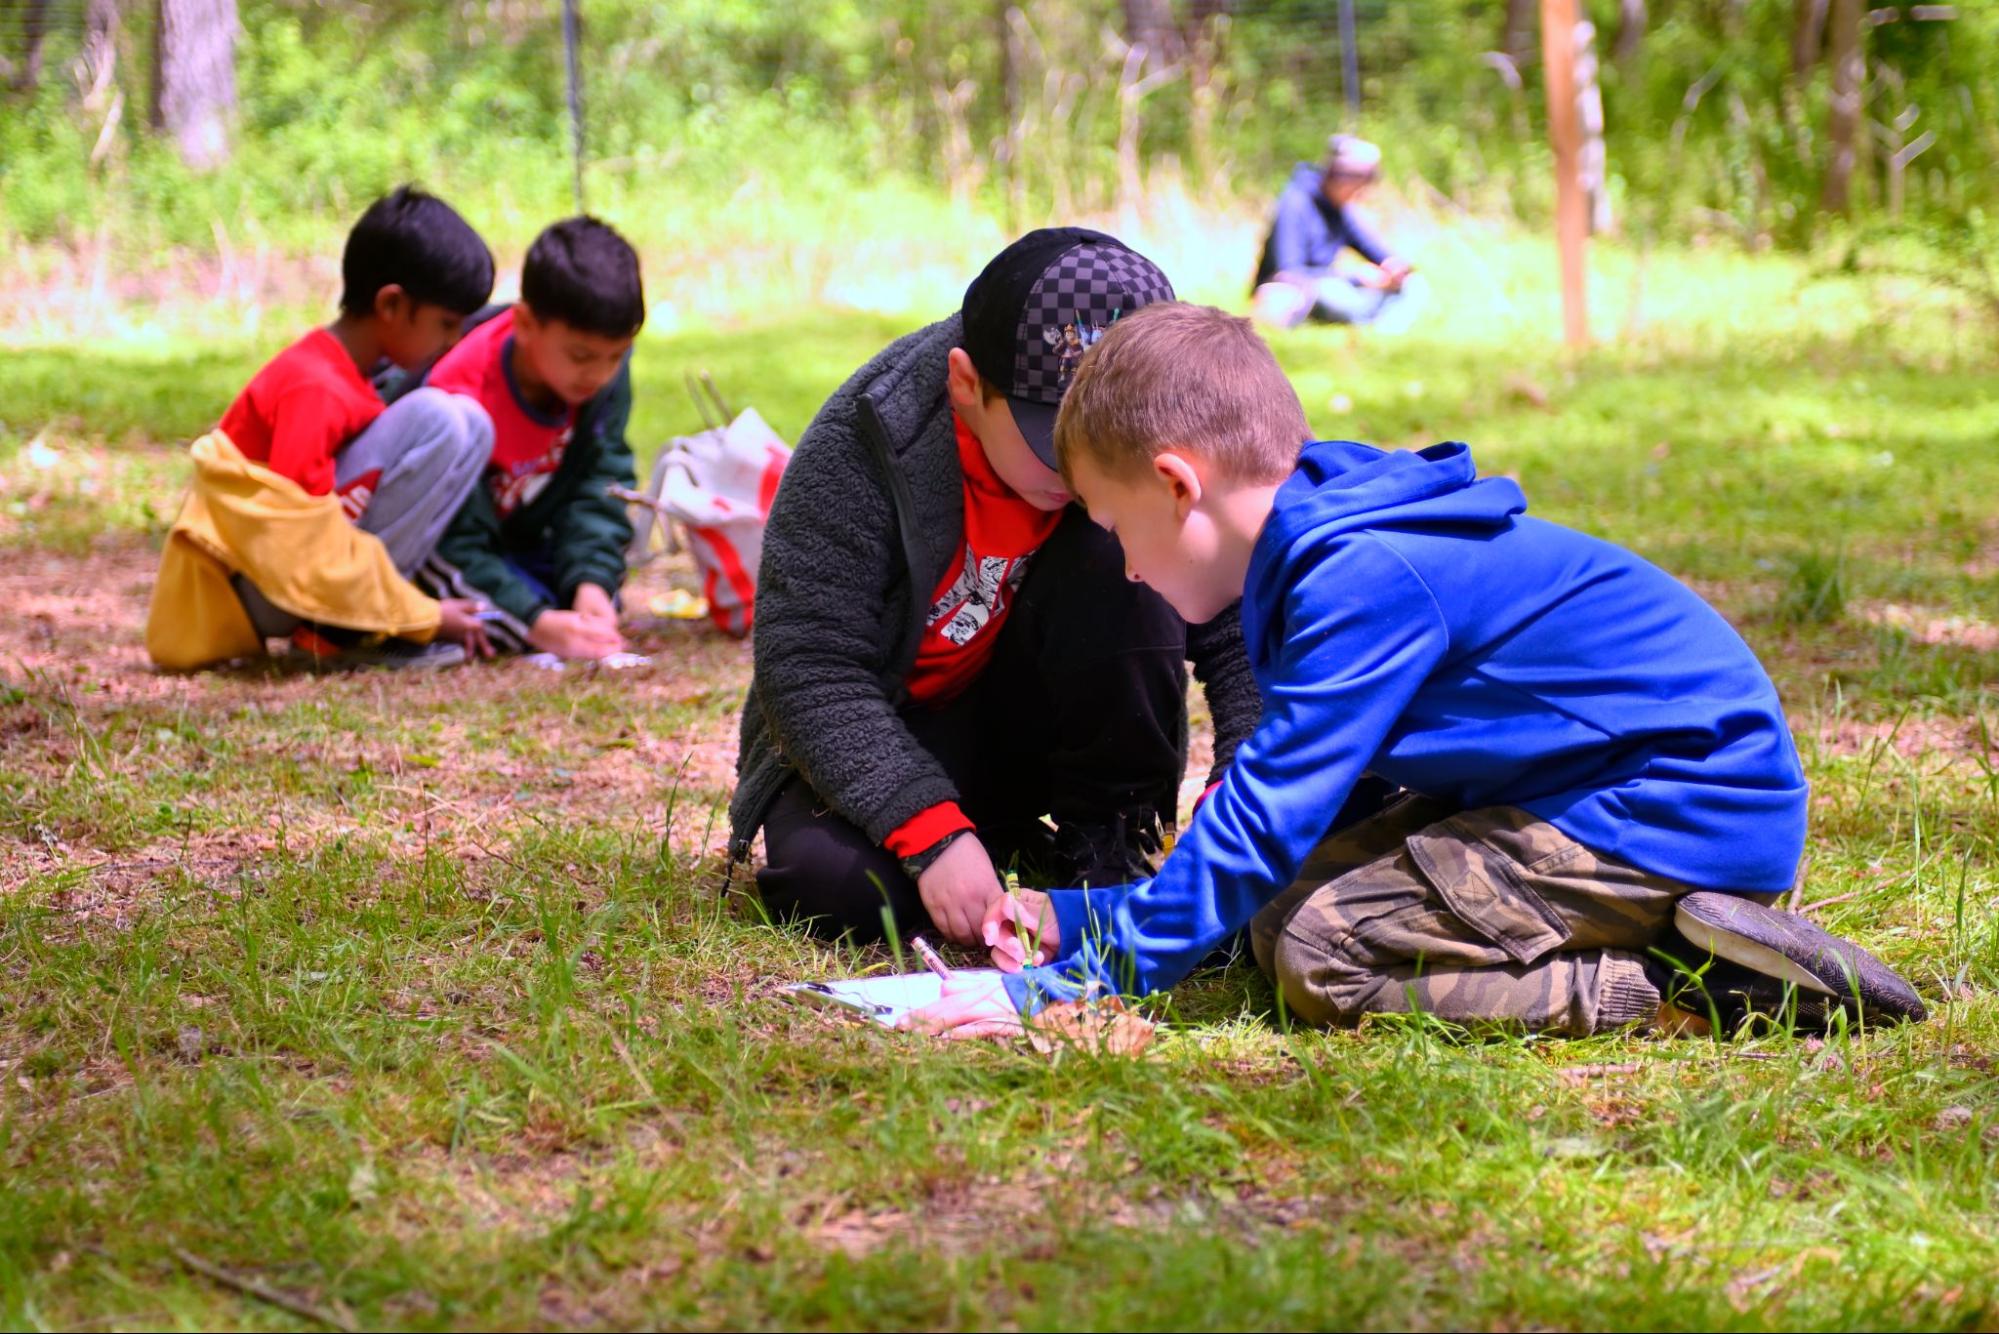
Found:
[1252,134,1421,333]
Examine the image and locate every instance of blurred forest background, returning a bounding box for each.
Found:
[3,0,1996,330]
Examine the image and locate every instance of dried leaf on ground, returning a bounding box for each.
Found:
[1025,997,1156,1057]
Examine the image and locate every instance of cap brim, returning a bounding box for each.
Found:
[1008,396,1061,470]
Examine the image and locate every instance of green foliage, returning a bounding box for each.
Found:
[1834,208,1999,327]
[5,0,1999,263]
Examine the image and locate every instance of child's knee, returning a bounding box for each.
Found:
[757,830,911,940]
[397,387,492,457]
[1264,923,1364,1027]
[447,395,495,453]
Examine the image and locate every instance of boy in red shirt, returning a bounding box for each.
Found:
[219,185,499,667]
[417,217,643,661]
[730,230,1262,945]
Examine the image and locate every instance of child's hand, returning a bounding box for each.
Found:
[984,888,1059,973]
[915,834,1004,945]
[529,608,628,660]
[899,971,1023,1041]
[435,598,495,659]
[571,582,619,629]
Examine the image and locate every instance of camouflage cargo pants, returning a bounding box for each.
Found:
[1250,794,1737,1034]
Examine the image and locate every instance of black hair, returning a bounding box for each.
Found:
[339,185,495,317]
[520,216,646,338]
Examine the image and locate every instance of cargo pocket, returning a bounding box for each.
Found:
[1407,818,1572,966]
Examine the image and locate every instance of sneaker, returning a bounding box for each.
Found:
[1660,892,1926,1028]
[1053,807,1166,889]
[287,627,465,671]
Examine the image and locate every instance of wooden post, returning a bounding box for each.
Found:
[1821,0,1862,213]
[1541,0,1589,346]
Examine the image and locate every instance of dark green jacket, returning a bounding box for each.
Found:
[399,304,637,626]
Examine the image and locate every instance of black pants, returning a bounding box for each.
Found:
[756,511,1191,943]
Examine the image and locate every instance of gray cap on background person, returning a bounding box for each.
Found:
[1324,134,1383,180]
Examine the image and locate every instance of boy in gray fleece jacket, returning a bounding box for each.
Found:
[728,229,1262,945]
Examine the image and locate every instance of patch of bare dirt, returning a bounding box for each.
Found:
[395,1141,608,1237]
[1859,601,1999,653]
[0,828,272,907]
[1814,715,1999,764]
[1,545,755,866]
[795,1164,1342,1261]
[3,542,1226,883]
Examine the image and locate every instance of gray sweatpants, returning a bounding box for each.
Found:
[236,388,493,637]
[1255,274,1423,330]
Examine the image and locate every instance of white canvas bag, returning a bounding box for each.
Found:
[628,403,792,638]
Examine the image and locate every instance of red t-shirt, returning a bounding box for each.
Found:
[218,328,383,498]
[884,413,1064,860]
[427,307,575,518]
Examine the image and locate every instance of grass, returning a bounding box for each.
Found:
[1,230,1997,1329]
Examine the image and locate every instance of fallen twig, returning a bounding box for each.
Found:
[1799,890,1862,916]
[607,483,670,515]
[170,1246,357,1332]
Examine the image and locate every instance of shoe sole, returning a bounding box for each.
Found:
[373,645,467,671]
[1674,892,1927,1024]
[283,645,466,671]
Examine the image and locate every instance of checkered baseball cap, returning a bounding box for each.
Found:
[961,228,1176,467]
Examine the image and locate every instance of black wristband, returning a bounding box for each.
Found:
[899,829,971,882]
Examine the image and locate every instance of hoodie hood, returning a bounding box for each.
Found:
[1246,441,1523,661]
[1288,161,1327,195]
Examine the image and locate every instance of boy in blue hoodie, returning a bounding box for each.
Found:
[908,303,1924,1040]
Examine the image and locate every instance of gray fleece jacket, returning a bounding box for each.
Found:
[727,314,1262,861]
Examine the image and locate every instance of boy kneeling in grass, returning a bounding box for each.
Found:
[911,303,1926,1040]
[414,217,644,661]
[148,185,500,671]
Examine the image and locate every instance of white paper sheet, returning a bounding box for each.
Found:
[785,970,1000,1028]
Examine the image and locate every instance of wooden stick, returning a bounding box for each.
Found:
[171,1247,357,1332]
[1799,890,1863,916]
[1541,0,1591,346]
[607,482,670,515]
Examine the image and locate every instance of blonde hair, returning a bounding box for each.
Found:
[1053,302,1308,485]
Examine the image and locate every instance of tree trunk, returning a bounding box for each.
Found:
[1185,0,1224,187]
[1820,0,1861,213]
[1575,21,1612,234]
[1790,0,1828,85]
[1119,0,1182,71]
[10,0,51,92]
[150,0,236,170]
[1504,0,1538,68]
[1613,0,1646,67]
[1542,0,1590,345]
[997,1,1024,231]
[82,0,122,107]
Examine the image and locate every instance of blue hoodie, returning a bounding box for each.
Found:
[1254,162,1392,289]
[1004,440,1808,1014]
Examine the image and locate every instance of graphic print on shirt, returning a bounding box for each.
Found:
[491,425,573,518]
[337,468,383,521]
[927,543,1035,647]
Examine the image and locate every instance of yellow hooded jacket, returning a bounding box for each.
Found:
[145,431,441,670]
